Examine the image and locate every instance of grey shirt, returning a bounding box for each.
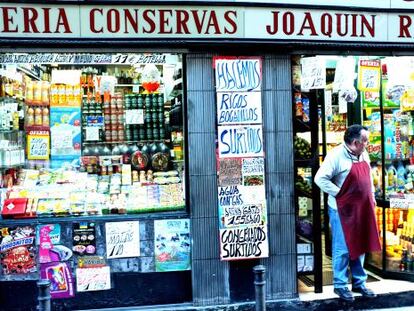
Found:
[314,143,374,210]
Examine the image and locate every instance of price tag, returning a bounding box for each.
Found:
[125,109,144,125]
[27,132,50,160]
[85,127,100,141]
[132,85,140,93]
[390,197,410,209]
[86,116,104,127]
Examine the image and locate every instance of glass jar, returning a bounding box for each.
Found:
[131,95,137,109]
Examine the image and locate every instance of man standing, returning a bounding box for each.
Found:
[315,124,381,302]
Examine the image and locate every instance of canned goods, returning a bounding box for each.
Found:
[145,95,151,109]
[124,94,131,109]
[117,113,124,124]
[139,128,146,141]
[111,129,118,141]
[131,95,137,109]
[146,128,153,140]
[159,128,165,139]
[118,129,125,141]
[153,128,159,140]
[137,95,143,109]
[152,112,158,123]
[145,112,151,123]
[105,130,112,141]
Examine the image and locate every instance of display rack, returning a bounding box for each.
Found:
[293,88,323,293]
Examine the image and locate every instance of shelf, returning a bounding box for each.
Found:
[0,209,189,226]
[115,84,141,87]
[294,158,315,167]
[297,233,314,244]
[294,118,311,133]
[25,125,50,132]
[0,163,25,170]
[295,188,312,198]
[0,130,23,134]
[82,139,170,145]
[17,66,41,81]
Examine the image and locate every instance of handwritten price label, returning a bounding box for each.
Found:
[27,133,49,160]
[389,195,414,209]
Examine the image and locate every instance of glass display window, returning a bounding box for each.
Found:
[0,52,185,218]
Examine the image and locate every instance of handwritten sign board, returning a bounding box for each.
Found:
[219,226,268,260]
[214,56,268,261]
[105,221,140,259]
[242,158,265,186]
[358,60,381,92]
[333,57,356,93]
[214,58,262,92]
[300,57,326,90]
[218,125,264,158]
[216,92,262,125]
[76,266,111,292]
[220,204,265,228]
[27,130,50,160]
[389,194,414,209]
[218,158,242,186]
[125,109,144,125]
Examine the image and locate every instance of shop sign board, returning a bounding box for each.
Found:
[214,56,268,261]
[4,3,414,43]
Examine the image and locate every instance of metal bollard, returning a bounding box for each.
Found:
[253,265,266,311]
[37,279,51,311]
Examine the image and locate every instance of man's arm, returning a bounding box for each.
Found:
[314,153,341,197]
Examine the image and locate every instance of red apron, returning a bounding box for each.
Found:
[335,161,382,260]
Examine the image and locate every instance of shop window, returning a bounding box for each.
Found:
[0,53,185,218]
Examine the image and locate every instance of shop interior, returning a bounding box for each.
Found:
[0,53,185,220]
[293,55,414,295]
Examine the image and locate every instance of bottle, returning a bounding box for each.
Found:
[41,81,49,105]
[173,131,184,160]
[397,161,406,193]
[33,81,42,105]
[34,107,42,126]
[397,210,405,237]
[26,107,35,126]
[400,249,408,272]
[386,164,397,194]
[42,107,49,126]
[25,81,34,105]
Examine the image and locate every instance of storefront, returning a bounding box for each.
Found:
[1,1,414,310]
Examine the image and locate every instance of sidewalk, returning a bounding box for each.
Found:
[79,274,414,311]
[79,291,414,311]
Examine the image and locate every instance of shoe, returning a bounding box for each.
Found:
[352,285,377,298]
[334,287,355,302]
